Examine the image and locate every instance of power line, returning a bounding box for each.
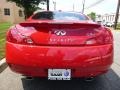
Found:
[85,0,105,9]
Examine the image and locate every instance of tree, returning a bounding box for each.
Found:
[87,12,96,21]
[7,0,46,19]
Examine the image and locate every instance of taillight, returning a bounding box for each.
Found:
[7,25,35,45]
[85,39,97,45]
[103,28,113,44]
[85,28,113,45]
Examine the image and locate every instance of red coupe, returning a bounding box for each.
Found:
[6,11,113,80]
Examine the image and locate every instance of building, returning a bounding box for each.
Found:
[96,13,120,23]
[0,0,25,24]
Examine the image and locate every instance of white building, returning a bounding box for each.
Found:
[96,13,120,23]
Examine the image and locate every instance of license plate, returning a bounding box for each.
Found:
[48,69,71,80]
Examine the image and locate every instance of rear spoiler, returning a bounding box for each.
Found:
[20,22,101,28]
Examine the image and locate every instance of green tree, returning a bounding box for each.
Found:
[87,12,96,21]
[7,0,46,19]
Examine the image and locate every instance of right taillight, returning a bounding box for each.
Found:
[85,38,97,45]
[85,28,113,46]
[103,28,113,44]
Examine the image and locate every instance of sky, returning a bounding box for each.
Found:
[39,0,118,15]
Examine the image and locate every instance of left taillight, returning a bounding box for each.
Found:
[7,25,34,45]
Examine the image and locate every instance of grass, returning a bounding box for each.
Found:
[115,23,120,31]
[0,22,12,60]
[115,29,120,31]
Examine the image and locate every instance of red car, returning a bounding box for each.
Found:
[6,11,113,80]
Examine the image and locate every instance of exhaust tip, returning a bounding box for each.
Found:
[84,77,95,82]
[25,77,33,80]
[22,75,34,80]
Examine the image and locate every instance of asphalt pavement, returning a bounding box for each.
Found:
[0,30,120,90]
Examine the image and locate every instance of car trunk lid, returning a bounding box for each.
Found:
[20,22,102,46]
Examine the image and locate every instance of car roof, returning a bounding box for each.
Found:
[34,10,83,15]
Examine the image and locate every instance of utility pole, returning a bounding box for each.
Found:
[82,0,85,13]
[114,0,120,29]
[73,4,75,11]
[47,0,49,11]
[53,1,56,11]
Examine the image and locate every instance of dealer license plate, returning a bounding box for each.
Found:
[48,69,71,80]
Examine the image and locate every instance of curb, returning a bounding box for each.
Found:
[0,58,8,73]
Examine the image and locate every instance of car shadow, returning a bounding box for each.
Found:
[21,69,120,90]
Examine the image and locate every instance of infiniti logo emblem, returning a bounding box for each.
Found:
[54,30,66,36]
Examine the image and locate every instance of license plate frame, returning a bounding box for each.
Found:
[48,69,71,80]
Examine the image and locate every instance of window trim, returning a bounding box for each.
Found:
[4,8,10,16]
[19,10,23,17]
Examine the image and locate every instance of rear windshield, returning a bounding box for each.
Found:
[32,11,89,21]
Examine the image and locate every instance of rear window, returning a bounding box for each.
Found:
[32,11,89,21]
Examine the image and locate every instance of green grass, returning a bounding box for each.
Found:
[116,23,120,31]
[0,22,12,60]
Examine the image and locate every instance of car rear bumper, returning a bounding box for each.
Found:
[6,42,113,78]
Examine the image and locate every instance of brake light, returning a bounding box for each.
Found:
[85,39,97,45]
[7,25,35,45]
[85,28,113,45]
[103,28,113,44]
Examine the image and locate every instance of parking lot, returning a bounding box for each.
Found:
[0,30,120,90]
